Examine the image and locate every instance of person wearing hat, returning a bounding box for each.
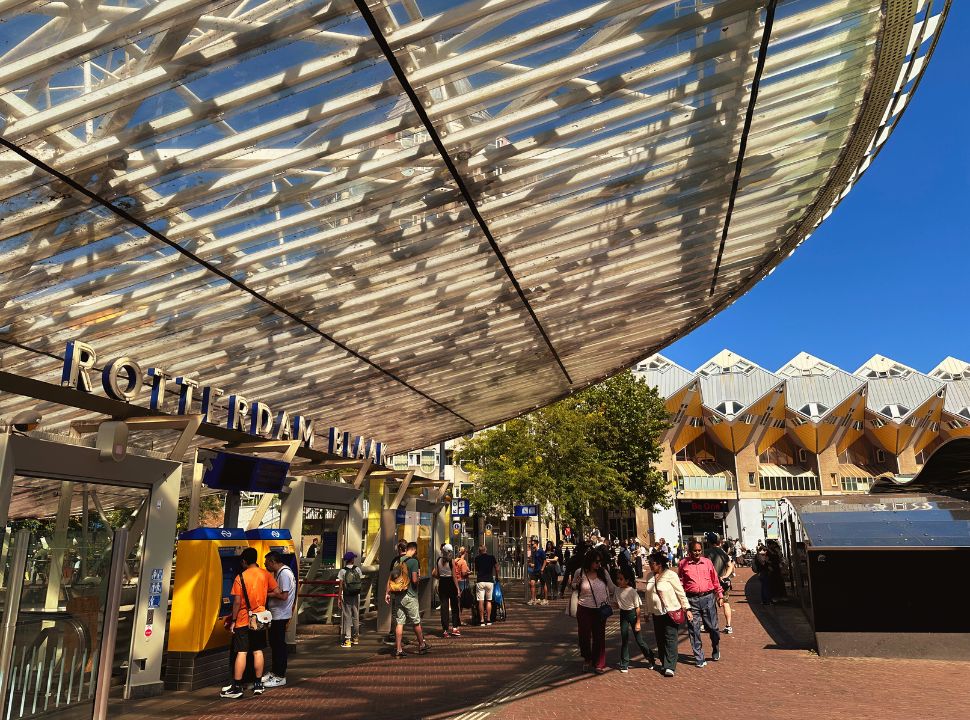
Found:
[338,550,363,648]
[433,543,461,637]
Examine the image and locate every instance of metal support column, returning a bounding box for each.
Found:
[187,450,203,530]
[93,528,128,720]
[279,477,305,648]
[376,508,397,634]
[224,490,241,528]
[45,481,74,611]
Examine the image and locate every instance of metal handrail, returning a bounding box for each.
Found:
[0,529,30,709]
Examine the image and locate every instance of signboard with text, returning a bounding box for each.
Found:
[514,505,539,517]
[677,499,729,513]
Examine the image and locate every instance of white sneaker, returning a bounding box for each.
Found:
[264,675,286,688]
[541,599,549,606]
[527,600,535,606]
[663,668,675,677]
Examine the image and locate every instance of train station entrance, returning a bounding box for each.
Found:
[0,433,180,719]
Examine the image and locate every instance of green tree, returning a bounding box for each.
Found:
[456,371,670,526]
[576,370,672,510]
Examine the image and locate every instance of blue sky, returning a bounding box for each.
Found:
[665,3,969,376]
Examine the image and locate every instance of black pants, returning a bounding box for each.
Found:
[439,580,460,630]
[619,609,654,668]
[652,613,680,673]
[268,619,288,678]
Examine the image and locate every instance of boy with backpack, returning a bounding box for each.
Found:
[338,551,363,648]
[384,541,430,658]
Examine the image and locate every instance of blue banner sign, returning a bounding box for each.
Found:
[514,504,539,517]
[451,499,469,517]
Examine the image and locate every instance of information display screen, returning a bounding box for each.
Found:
[199,449,289,493]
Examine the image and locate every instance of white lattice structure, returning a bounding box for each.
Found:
[0,0,950,451]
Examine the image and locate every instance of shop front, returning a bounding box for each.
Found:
[677,499,728,543]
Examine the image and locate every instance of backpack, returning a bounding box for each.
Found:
[342,565,362,594]
[387,557,410,593]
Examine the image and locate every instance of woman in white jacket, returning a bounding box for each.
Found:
[643,552,692,677]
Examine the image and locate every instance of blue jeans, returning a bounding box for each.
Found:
[686,592,720,663]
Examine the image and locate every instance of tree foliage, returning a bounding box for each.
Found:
[456,370,671,526]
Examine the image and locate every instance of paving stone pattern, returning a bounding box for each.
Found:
[114,570,968,720]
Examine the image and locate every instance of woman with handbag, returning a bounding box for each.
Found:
[571,549,617,673]
[433,544,462,637]
[644,552,691,677]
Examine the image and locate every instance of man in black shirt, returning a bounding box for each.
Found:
[705,535,735,634]
[473,545,499,626]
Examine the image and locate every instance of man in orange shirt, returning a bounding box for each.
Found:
[221,548,278,699]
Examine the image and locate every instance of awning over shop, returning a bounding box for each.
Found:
[675,460,733,492]
[759,464,818,491]
[759,464,815,478]
[0,0,949,451]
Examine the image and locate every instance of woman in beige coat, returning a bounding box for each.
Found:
[643,552,692,676]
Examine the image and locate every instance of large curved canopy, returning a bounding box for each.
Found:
[0,0,949,451]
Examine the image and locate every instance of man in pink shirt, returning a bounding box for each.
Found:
[678,539,723,667]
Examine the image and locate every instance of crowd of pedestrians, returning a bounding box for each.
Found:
[566,531,739,676]
[220,529,757,699]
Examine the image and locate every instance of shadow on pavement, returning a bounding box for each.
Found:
[741,574,815,652]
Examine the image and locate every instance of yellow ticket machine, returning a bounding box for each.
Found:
[168,528,248,654]
[245,528,298,578]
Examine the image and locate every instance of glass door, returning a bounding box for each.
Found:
[1,478,147,720]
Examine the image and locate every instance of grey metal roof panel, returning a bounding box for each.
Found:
[942,381,970,418]
[929,358,970,416]
[696,350,782,412]
[633,354,695,399]
[784,373,865,415]
[855,356,944,418]
[778,353,865,414]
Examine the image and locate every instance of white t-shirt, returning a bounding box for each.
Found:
[267,565,296,621]
[614,586,641,611]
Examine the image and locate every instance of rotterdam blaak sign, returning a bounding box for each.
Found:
[59,339,390,465]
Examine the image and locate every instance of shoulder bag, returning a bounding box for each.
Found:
[588,570,614,620]
[655,575,686,625]
[238,572,272,631]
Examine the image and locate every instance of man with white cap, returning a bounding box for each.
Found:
[433,543,462,637]
[338,550,362,648]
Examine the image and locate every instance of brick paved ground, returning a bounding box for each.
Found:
[113,571,969,720]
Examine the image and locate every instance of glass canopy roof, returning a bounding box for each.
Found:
[789,494,970,548]
[0,0,950,452]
